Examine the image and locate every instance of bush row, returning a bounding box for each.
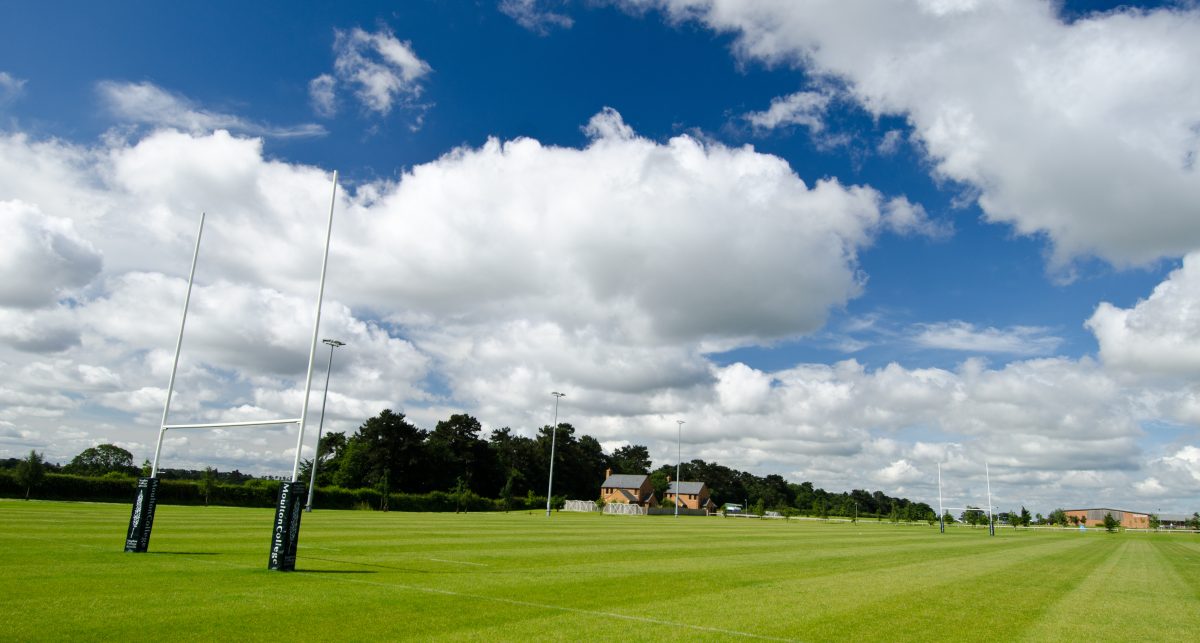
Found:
[0,470,548,512]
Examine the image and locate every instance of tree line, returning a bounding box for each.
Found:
[0,407,936,519]
[38,408,1200,524]
[290,409,939,518]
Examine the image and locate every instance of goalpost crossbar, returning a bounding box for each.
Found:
[941,506,995,512]
[162,418,302,430]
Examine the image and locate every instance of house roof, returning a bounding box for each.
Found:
[615,488,639,503]
[603,473,649,489]
[667,481,705,495]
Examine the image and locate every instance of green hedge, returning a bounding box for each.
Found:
[309,486,547,512]
[0,470,545,512]
[0,471,138,503]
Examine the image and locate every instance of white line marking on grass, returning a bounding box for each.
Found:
[298,572,798,642]
[427,557,488,566]
[302,545,342,551]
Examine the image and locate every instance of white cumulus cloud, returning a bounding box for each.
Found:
[0,200,101,309]
[882,196,951,239]
[628,0,1200,267]
[321,27,432,117]
[875,459,924,486]
[1088,252,1200,377]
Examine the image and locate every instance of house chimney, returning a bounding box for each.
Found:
[605,468,612,479]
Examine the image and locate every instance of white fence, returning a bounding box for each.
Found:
[561,500,652,515]
[603,503,646,516]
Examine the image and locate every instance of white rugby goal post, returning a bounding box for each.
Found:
[125,171,339,572]
[563,500,599,512]
[937,461,996,536]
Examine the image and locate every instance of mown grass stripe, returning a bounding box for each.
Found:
[1022,538,1200,640]
[1152,538,1200,603]
[2,501,1196,641]
[286,568,800,642]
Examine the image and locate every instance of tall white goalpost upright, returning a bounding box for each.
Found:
[124,172,340,571]
[675,419,684,518]
[292,170,339,484]
[150,212,205,479]
[260,169,339,571]
[125,212,206,554]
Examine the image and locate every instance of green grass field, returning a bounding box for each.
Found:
[1,500,1197,641]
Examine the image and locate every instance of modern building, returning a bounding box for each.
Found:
[599,469,658,507]
[664,480,717,514]
[1157,513,1194,529]
[1064,508,1150,529]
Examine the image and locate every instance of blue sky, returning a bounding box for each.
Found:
[1,0,1197,513]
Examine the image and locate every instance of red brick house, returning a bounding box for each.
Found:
[600,469,658,507]
[664,480,716,513]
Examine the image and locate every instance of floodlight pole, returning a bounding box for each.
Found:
[305,338,345,511]
[545,392,565,517]
[150,212,205,478]
[675,420,684,517]
[986,462,994,537]
[938,462,944,533]
[292,171,338,482]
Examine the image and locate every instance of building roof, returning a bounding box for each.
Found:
[602,473,649,489]
[1064,508,1150,516]
[614,488,639,503]
[667,481,705,495]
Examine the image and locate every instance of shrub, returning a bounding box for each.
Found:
[0,469,21,496]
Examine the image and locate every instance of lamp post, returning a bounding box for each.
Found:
[985,461,994,537]
[675,420,684,517]
[305,338,344,512]
[545,391,565,517]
